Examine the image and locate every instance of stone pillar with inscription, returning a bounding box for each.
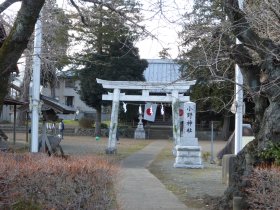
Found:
[174,102,203,168]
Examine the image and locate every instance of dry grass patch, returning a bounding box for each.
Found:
[244,164,280,209]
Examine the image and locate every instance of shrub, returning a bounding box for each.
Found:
[260,142,280,165]
[101,123,108,129]
[79,117,94,128]
[244,165,280,209]
[202,152,211,162]
[0,153,118,209]
[0,120,10,124]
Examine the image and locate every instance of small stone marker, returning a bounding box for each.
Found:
[134,114,146,139]
[174,102,203,168]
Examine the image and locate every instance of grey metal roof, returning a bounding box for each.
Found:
[3,97,27,106]
[58,59,182,83]
[40,95,76,114]
[144,59,181,83]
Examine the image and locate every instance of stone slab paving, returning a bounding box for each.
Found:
[116,140,189,210]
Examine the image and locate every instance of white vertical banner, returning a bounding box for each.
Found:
[183,102,196,138]
[144,103,157,122]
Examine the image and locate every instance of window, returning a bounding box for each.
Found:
[65,96,74,107]
[65,79,75,88]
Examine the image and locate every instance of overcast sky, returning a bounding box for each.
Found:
[134,0,193,59]
[1,0,193,59]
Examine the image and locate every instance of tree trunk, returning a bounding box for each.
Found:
[95,106,102,136]
[17,45,33,125]
[0,0,45,108]
[220,0,280,208]
[49,78,56,98]
[221,113,231,140]
[0,72,9,112]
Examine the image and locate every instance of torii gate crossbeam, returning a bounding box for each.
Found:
[97,78,196,154]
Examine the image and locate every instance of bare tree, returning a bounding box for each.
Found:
[179,0,279,208]
[218,0,280,208]
[40,0,69,97]
[179,0,236,140]
[11,0,69,125]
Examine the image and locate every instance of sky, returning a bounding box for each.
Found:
[132,0,193,59]
[56,0,193,59]
[0,0,193,59]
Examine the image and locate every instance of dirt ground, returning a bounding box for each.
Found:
[4,132,153,159]
[5,132,227,209]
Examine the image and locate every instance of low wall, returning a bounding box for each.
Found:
[0,124,223,140]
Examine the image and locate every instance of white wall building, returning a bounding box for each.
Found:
[42,76,96,120]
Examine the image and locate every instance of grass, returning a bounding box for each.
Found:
[63,119,79,127]
[86,138,153,161]
[148,143,186,196]
[116,139,153,160]
[12,200,42,210]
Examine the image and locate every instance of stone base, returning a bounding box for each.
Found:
[172,146,176,156]
[180,137,199,146]
[173,145,203,168]
[174,163,204,168]
[222,154,236,186]
[134,128,146,139]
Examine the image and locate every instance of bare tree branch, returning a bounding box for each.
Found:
[71,0,153,38]
[224,0,278,57]
[69,0,88,26]
[0,0,21,14]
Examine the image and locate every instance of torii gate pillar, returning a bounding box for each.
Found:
[106,88,120,154]
[171,90,180,146]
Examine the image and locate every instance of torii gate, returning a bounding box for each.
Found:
[97,78,196,153]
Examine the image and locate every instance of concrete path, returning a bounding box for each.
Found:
[116,140,188,210]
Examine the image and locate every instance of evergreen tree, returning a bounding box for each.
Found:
[79,27,147,135]
[71,0,147,135]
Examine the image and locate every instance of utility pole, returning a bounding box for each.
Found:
[234,0,244,155]
[31,15,42,153]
